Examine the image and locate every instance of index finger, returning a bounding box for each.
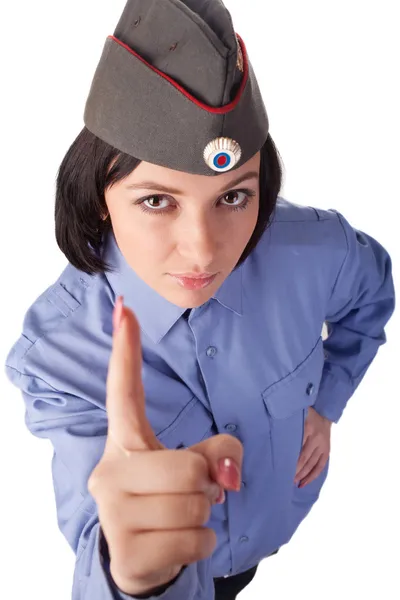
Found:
[106,297,160,452]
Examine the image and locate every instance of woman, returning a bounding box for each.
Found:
[5,1,395,599]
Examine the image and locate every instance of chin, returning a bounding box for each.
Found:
[162,286,215,309]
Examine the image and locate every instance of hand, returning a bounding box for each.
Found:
[88,297,243,597]
[294,407,332,488]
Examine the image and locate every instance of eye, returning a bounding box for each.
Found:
[219,190,249,208]
[142,195,171,210]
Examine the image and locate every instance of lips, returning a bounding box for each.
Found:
[169,273,217,290]
[172,273,215,279]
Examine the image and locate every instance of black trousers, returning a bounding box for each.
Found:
[214,564,258,599]
[213,549,278,599]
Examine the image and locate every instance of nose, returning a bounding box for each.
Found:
[176,214,217,268]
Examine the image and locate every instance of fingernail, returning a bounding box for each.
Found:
[113,296,124,332]
[218,458,241,492]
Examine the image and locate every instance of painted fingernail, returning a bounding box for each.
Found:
[113,296,124,332]
[218,458,241,492]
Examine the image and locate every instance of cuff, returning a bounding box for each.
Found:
[313,368,353,423]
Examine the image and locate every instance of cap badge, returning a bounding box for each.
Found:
[203,137,242,172]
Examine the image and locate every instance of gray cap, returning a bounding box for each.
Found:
[83,0,269,175]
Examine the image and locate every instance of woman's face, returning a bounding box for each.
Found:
[105,151,261,308]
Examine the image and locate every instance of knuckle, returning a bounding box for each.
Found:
[87,474,97,495]
[88,466,104,496]
[89,466,124,516]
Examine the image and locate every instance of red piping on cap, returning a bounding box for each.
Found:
[107,33,249,114]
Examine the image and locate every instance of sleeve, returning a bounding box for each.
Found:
[4,367,213,600]
[313,210,395,423]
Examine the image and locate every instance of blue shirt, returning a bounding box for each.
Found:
[5,197,395,599]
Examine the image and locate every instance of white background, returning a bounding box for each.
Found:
[1,1,399,598]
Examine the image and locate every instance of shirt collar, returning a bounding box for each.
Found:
[103,232,243,344]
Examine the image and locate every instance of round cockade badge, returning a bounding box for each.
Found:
[203,137,242,172]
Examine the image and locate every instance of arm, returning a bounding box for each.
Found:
[313,210,395,423]
[5,367,211,600]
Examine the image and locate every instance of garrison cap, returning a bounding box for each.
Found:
[84,0,269,175]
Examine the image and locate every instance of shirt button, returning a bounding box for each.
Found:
[206,346,217,357]
[239,536,249,543]
[225,423,237,432]
[306,383,315,396]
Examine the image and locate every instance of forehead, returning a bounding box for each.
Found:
[125,151,261,192]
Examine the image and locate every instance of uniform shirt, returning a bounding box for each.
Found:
[5,197,395,600]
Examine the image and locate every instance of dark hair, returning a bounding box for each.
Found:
[55,126,284,274]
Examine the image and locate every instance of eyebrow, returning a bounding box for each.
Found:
[124,170,260,195]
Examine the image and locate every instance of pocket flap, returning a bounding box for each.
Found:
[156,396,215,449]
[262,337,325,419]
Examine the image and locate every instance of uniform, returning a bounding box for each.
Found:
[5,197,395,599]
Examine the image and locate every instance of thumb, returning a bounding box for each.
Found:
[106,297,163,453]
[189,434,244,493]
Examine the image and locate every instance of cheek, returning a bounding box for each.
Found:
[246,199,260,229]
[111,210,172,267]
[229,199,259,243]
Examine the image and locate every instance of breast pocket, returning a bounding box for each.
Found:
[261,336,325,479]
[143,361,216,450]
[155,395,216,450]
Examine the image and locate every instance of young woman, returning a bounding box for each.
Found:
[5,1,395,599]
